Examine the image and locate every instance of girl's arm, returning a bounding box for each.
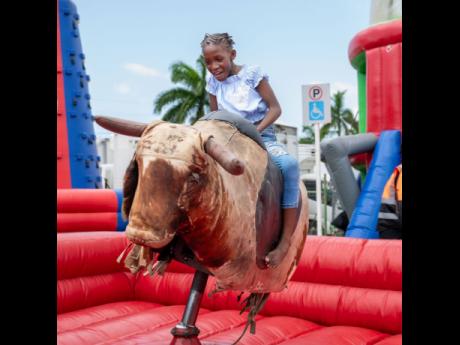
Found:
[209,93,218,112]
[255,79,282,132]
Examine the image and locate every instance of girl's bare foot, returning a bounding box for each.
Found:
[263,207,297,268]
[265,242,289,268]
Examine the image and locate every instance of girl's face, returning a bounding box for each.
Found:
[203,44,236,81]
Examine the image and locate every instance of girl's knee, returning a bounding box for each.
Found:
[279,155,299,179]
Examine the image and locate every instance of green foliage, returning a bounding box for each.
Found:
[298,126,314,144]
[299,90,359,143]
[153,56,209,124]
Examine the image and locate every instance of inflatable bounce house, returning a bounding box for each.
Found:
[57,0,402,343]
[321,18,402,239]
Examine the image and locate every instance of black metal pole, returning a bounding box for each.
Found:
[170,270,209,344]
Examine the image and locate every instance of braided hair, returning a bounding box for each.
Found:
[201,33,235,50]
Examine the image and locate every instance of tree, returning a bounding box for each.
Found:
[154,56,209,124]
[323,90,359,137]
[298,126,315,144]
[299,90,359,143]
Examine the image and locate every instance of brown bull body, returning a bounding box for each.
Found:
[112,112,309,293]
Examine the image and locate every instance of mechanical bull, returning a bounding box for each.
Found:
[96,110,309,294]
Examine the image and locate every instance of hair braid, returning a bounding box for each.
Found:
[201,33,235,50]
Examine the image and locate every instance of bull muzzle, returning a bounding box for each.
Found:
[125,224,175,249]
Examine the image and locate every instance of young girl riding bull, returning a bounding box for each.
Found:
[201,33,300,269]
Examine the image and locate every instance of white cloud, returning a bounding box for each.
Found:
[124,63,164,78]
[114,82,131,94]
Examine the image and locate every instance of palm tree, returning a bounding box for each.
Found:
[299,124,332,143]
[322,90,359,137]
[300,90,359,142]
[298,126,315,144]
[154,56,209,124]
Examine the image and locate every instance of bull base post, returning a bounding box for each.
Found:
[169,334,201,345]
[170,270,209,345]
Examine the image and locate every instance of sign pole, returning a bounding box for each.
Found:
[302,83,330,237]
[315,122,322,236]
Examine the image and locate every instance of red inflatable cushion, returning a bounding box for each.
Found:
[58,232,129,280]
[292,236,402,291]
[57,231,402,343]
[57,189,118,213]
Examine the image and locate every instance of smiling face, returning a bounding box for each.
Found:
[203,44,236,81]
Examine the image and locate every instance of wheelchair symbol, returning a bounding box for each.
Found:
[309,101,324,121]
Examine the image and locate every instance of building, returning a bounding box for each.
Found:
[97,134,139,189]
[273,122,298,158]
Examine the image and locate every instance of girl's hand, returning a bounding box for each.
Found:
[256,79,282,128]
[209,93,218,112]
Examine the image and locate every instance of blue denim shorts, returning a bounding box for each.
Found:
[260,126,299,208]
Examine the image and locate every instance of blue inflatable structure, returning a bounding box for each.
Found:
[345,130,401,238]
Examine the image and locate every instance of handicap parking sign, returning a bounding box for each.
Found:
[302,84,331,125]
[309,101,325,121]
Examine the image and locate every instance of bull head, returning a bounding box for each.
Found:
[95,116,245,249]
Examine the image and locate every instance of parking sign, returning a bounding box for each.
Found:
[302,84,331,125]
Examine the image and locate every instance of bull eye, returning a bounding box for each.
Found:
[189,172,200,184]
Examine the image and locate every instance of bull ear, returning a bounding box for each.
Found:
[94,115,148,137]
[204,137,245,175]
[122,155,139,220]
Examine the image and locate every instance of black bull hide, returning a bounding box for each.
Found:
[97,110,309,293]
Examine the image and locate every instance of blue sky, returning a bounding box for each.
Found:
[73,0,371,137]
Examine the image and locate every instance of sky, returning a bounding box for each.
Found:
[72,0,371,138]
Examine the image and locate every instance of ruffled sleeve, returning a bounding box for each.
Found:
[205,74,217,95]
[245,65,269,89]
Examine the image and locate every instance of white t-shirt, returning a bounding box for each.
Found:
[205,65,269,124]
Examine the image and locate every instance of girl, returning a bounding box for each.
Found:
[201,33,300,269]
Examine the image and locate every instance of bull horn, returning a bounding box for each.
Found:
[205,137,245,175]
[94,115,148,137]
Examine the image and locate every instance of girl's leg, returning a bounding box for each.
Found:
[263,142,300,268]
